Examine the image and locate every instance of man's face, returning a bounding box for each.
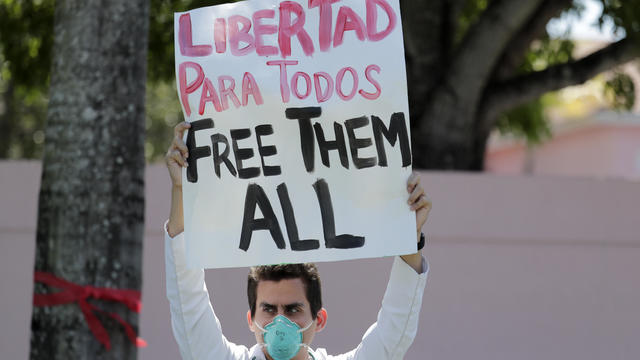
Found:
[247,278,327,360]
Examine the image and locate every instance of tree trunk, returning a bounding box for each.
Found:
[400,0,448,126]
[29,0,149,359]
[413,107,486,170]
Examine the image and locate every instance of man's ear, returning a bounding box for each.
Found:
[315,308,328,332]
[247,310,256,332]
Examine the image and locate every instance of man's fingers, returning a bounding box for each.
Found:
[411,195,432,211]
[172,136,189,158]
[407,184,425,205]
[167,149,188,168]
[173,121,191,138]
[406,172,419,192]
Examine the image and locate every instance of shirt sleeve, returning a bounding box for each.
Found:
[164,222,250,360]
[333,255,429,360]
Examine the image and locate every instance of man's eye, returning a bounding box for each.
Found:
[288,308,299,314]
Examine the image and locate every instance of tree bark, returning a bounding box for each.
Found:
[29,0,149,359]
[400,0,449,127]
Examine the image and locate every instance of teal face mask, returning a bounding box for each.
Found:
[255,315,313,360]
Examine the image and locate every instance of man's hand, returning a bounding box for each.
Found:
[401,172,432,273]
[165,122,191,237]
[407,172,431,239]
[165,121,191,188]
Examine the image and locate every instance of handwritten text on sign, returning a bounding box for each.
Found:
[175,0,415,269]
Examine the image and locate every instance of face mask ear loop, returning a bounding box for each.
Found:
[297,319,315,334]
[254,321,269,344]
[256,316,313,334]
[254,321,267,333]
[296,319,315,352]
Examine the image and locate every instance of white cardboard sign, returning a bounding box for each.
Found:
[175,0,415,269]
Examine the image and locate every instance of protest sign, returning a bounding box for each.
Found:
[174,0,416,269]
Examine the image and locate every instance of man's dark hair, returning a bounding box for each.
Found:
[248,263,322,319]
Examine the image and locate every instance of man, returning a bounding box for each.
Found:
[165,121,431,360]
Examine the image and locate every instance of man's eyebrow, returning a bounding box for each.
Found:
[284,302,304,310]
[259,302,304,311]
[260,302,276,309]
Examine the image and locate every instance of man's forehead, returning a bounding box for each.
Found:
[255,278,308,305]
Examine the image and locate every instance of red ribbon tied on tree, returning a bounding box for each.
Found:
[33,271,147,350]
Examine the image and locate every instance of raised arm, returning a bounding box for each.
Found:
[401,172,431,272]
[165,121,190,237]
[339,173,431,360]
[164,122,248,360]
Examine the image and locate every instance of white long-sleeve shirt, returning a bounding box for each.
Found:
[165,226,428,360]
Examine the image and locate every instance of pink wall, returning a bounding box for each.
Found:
[486,116,640,179]
[1,161,639,360]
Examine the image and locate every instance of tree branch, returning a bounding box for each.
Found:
[416,0,544,143]
[481,38,640,131]
[439,0,544,103]
[492,0,573,80]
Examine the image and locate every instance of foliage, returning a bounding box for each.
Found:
[600,0,640,39]
[497,36,575,145]
[496,98,552,145]
[0,0,54,88]
[0,0,54,158]
[0,81,48,158]
[145,80,183,161]
[604,71,635,110]
[523,36,575,72]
